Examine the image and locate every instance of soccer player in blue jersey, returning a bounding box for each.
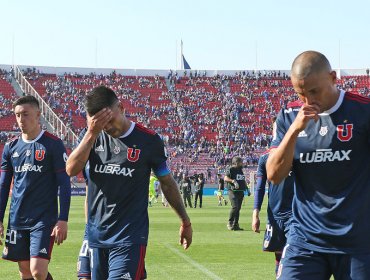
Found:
[267,51,370,280]
[66,86,192,280]
[252,144,294,275]
[0,95,71,280]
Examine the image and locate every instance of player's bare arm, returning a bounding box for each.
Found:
[252,209,261,233]
[158,173,192,250]
[66,108,113,176]
[267,104,320,184]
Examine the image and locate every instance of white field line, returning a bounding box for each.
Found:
[164,243,223,280]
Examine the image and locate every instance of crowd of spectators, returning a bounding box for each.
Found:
[0,67,367,180]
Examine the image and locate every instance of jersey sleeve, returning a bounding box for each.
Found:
[150,134,170,177]
[77,128,87,145]
[52,139,71,221]
[77,128,89,182]
[254,154,267,210]
[0,143,12,173]
[270,109,288,148]
[0,143,14,222]
[52,139,69,173]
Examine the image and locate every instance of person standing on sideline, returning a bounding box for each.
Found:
[224,156,248,231]
[217,173,228,206]
[179,173,193,208]
[0,95,71,280]
[267,51,370,280]
[194,173,205,208]
[148,172,158,206]
[66,86,192,280]
[252,147,294,275]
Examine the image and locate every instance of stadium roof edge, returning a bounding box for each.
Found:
[1,64,369,77]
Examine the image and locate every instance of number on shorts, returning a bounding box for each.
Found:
[89,248,94,269]
[79,240,89,257]
[5,229,17,245]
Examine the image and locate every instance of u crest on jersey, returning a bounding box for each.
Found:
[127,148,141,162]
[35,149,45,161]
[337,124,353,142]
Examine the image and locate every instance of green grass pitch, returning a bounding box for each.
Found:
[0,196,278,280]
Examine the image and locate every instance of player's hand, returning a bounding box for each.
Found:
[252,210,260,233]
[292,104,320,132]
[179,221,192,250]
[0,221,4,246]
[51,220,68,245]
[87,108,113,136]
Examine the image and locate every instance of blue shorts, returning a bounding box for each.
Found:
[277,244,370,280]
[90,244,147,280]
[2,224,54,261]
[77,239,91,279]
[77,226,91,279]
[263,218,291,252]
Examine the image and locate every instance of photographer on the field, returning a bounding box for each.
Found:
[224,157,248,231]
[194,173,205,208]
[179,173,193,208]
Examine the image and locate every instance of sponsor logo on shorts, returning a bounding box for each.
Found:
[39,248,48,254]
[120,272,132,280]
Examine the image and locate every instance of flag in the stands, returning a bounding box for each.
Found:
[182,55,191,69]
[181,40,191,69]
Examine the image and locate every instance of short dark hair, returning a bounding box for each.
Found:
[13,95,40,110]
[84,86,119,116]
[232,156,243,166]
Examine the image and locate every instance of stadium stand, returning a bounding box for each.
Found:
[0,69,20,155]
[1,66,369,181]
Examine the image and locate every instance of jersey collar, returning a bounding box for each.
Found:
[319,89,345,116]
[22,130,45,143]
[119,121,135,138]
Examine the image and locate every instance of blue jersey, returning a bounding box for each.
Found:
[271,90,370,254]
[81,122,170,248]
[0,130,69,229]
[254,151,294,220]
